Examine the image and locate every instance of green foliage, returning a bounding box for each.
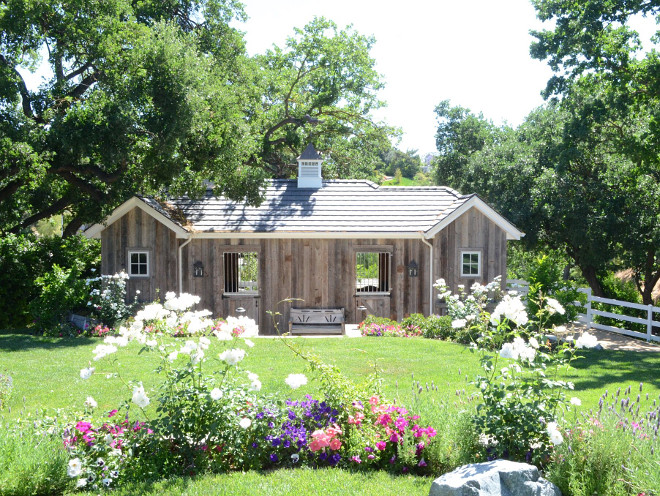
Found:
[401,313,453,340]
[529,1,660,304]
[600,272,642,304]
[420,315,453,340]
[593,272,647,334]
[0,233,99,328]
[0,0,270,234]
[379,149,421,179]
[0,419,73,496]
[432,100,503,189]
[400,313,426,330]
[394,168,402,184]
[525,254,584,326]
[30,264,89,330]
[255,17,393,179]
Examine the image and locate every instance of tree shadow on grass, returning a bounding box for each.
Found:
[0,331,98,352]
[568,349,660,393]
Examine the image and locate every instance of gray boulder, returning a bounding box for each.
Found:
[429,459,561,496]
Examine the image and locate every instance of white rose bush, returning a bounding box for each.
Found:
[67,293,269,489]
[436,276,600,465]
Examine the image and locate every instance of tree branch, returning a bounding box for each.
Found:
[55,171,106,201]
[63,215,84,238]
[53,161,126,184]
[0,179,24,202]
[68,71,101,99]
[0,54,44,123]
[65,62,93,81]
[10,197,72,233]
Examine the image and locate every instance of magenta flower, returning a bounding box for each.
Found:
[376,441,387,451]
[75,421,93,433]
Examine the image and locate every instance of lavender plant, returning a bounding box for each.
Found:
[546,383,660,495]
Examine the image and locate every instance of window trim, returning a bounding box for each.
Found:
[127,249,150,278]
[354,247,392,295]
[460,250,482,278]
[222,248,260,295]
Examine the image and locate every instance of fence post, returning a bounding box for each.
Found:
[648,305,653,342]
[585,288,593,329]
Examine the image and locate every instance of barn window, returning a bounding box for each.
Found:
[128,251,149,277]
[460,251,481,277]
[356,252,390,293]
[224,252,259,293]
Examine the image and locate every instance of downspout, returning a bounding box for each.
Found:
[178,236,192,295]
[420,234,434,316]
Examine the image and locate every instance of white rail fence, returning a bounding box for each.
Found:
[506,279,660,343]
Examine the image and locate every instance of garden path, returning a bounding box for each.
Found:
[264,324,660,351]
[575,327,660,352]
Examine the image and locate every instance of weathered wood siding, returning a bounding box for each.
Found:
[100,207,179,302]
[433,208,507,313]
[100,205,508,334]
[180,238,432,334]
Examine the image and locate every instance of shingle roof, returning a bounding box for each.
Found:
[162,179,472,234]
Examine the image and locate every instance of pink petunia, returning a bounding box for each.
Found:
[75,421,93,433]
[329,438,342,450]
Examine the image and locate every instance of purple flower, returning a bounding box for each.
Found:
[270,453,278,463]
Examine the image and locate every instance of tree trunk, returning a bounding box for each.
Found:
[639,249,660,306]
[63,216,84,238]
[580,264,605,297]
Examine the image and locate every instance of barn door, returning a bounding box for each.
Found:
[224,296,260,325]
[355,295,391,321]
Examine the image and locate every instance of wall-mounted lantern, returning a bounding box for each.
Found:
[193,261,204,277]
[407,260,418,277]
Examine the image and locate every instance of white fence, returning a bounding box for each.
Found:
[506,279,660,343]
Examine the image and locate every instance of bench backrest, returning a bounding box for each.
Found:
[290,308,344,324]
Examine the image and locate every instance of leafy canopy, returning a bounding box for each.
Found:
[0,5,394,235]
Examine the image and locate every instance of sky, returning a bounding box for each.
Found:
[236,0,556,157]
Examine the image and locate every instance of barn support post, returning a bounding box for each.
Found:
[420,235,434,317]
[178,236,192,295]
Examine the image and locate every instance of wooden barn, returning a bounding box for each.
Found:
[85,145,523,334]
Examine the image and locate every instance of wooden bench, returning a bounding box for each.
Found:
[289,308,345,335]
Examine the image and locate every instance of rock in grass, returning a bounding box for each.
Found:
[429,459,561,496]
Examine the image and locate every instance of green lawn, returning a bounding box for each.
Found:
[1,332,659,496]
[79,469,430,496]
[381,177,417,186]
[2,331,659,417]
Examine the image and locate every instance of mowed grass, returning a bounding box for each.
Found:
[1,331,659,496]
[1,331,659,417]
[79,469,430,496]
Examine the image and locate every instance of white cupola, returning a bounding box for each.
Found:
[297,143,323,189]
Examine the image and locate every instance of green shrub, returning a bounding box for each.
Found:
[401,313,426,330]
[420,315,453,340]
[30,264,89,331]
[0,233,99,328]
[592,272,647,333]
[525,255,584,327]
[0,420,73,496]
